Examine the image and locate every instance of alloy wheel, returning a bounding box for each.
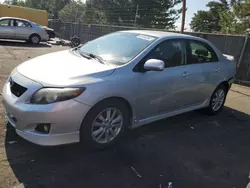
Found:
[91,108,123,144]
[31,36,39,44]
[211,89,225,111]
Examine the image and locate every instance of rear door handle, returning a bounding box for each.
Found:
[182,71,189,77]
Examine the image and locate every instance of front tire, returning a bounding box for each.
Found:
[29,34,41,44]
[80,99,130,149]
[205,84,228,115]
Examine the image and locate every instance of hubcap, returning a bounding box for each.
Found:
[91,108,123,144]
[32,36,39,44]
[212,89,225,111]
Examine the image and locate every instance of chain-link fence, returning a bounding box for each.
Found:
[49,21,250,83]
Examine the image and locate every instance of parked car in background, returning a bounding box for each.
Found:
[2,31,236,148]
[0,17,49,44]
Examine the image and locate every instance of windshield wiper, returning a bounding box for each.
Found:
[72,45,83,51]
[78,51,92,59]
[87,53,105,64]
[76,49,105,64]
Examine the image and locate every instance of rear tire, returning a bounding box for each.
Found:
[29,34,41,44]
[204,84,228,115]
[80,99,130,149]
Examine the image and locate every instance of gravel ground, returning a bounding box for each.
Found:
[0,40,250,188]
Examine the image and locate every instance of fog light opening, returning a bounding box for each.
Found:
[35,124,51,134]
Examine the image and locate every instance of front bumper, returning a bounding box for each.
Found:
[2,72,91,146]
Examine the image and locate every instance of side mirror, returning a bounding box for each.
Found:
[144,59,164,71]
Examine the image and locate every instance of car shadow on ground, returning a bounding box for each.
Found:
[0,40,51,48]
[4,107,250,188]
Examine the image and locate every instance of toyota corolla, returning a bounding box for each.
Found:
[2,30,236,148]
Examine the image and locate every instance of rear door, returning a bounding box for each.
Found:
[0,19,15,39]
[14,19,33,40]
[136,39,201,120]
[185,39,221,103]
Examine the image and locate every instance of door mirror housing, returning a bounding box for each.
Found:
[144,59,164,71]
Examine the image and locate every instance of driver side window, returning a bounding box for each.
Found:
[0,19,10,26]
[146,40,185,68]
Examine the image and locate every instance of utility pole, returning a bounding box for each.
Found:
[181,0,186,33]
[134,5,139,27]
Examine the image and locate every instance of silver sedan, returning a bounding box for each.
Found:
[0,17,49,44]
[2,30,236,148]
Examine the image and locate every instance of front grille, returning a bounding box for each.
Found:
[10,79,27,97]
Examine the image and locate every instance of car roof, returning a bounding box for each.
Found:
[122,30,202,40]
[122,30,223,58]
[0,17,31,22]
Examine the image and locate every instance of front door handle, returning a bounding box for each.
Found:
[182,71,189,77]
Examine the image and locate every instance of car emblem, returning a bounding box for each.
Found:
[9,77,14,87]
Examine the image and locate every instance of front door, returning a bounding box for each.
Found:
[0,19,15,39]
[136,39,197,120]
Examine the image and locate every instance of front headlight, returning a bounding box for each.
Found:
[30,88,85,104]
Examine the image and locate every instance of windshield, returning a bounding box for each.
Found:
[79,32,157,65]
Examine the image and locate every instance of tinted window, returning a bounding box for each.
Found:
[0,19,10,26]
[146,40,185,68]
[80,32,157,65]
[15,20,32,28]
[186,40,218,64]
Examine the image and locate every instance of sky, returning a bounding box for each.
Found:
[0,0,215,30]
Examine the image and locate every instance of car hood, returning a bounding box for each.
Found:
[17,50,116,86]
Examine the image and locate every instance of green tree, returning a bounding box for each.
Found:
[51,0,72,18]
[85,0,135,26]
[4,0,25,6]
[232,0,250,33]
[84,0,107,24]
[219,9,237,33]
[191,0,230,32]
[85,0,182,28]
[131,0,182,29]
[219,0,250,34]
[191,0,250,34]
[58,1,86,22]
[190,11,215,32]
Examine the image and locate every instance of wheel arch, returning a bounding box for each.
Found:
[29,33,41,40]
[208,80,230,102]
[218,80,230,92]
[82,96,134,128]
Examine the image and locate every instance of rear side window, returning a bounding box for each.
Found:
[146,40,185,68]
[186,40,218,64]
